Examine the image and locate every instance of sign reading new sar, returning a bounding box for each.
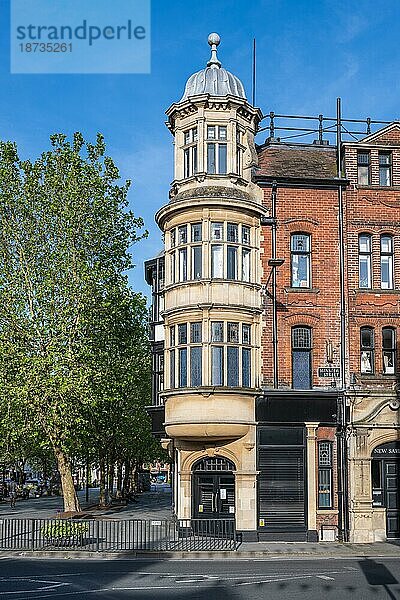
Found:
[318,367,340,378]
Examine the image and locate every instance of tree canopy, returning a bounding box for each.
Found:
[0,133,157,511]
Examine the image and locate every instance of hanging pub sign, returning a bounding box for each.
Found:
[318,367,340,378]
[372,441,400,456]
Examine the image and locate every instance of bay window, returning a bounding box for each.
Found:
[169,321,252,389]
[169,221,253,284]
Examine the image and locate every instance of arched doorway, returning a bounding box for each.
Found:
[192,457,235,520]
[372,441,400,538]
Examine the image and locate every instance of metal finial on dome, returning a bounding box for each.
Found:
[207,32,221,68]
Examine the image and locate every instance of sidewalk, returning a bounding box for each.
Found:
[7,541,400,561]
[2,486,400,559]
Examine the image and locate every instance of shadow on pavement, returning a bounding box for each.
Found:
[359,558,399,600]
[0,557,242,600]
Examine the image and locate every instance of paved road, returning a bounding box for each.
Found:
[0,557,400,599]
[0,485,172,521]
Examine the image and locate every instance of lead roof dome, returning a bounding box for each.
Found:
[180,33,246,102]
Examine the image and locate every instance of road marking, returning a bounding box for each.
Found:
[317,575,335,580]
[0,578,69,595]
[238,574,316,586]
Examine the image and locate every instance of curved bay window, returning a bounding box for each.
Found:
[381,235,394,290]
[359,234,372,289]
[211,321,251,388]
[291,233,310,288]
[382,327,396,375]
[360,326,374,374]
[211,222,252,282]
[168,221,253,285]
[292,326,312,389]
[169,320,252,389]
[318,441,333,509]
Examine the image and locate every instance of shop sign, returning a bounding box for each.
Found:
[372,442,400,456]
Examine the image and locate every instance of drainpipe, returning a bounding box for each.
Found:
[271,181,278,389]
[336,97,349,542]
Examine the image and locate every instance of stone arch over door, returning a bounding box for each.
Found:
[192,456,236,520]
[371,439,400,539]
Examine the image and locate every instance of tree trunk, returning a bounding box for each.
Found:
[122,459,130,498]
[53,445,80,513]
[116,461,123,499]
[108,462,114,497]
[132,462,138,492]
[99,458,107,507]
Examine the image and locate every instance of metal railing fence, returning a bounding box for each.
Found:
[0,517,237,552]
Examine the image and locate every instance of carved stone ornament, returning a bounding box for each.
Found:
[389,398,400,411]
[353,397,400,424]
[243,131,258,169]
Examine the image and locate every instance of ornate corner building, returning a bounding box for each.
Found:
[145,34,400,543]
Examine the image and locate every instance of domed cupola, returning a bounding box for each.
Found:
[180,33,246,102]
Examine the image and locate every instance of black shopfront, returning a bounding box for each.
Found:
[256,391,339,541]
[372,441,400,538]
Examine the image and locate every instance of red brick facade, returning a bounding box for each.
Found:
[258,125,400,390]
[256,123,400,538]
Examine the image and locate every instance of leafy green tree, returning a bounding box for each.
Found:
[0,133,147,511]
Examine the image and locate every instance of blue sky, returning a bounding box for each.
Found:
[2,0,400,300]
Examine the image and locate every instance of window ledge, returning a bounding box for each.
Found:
[359,374,397,380]
[161,386,258,396]
[357,185,400,191]
[164,279,262,291]
[356,288,399,294]
[284,287,320,294]
[317,509,338,514]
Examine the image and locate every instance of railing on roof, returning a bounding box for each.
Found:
[258,111,392,145]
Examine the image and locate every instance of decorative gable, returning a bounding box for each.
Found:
[360,122,400,146]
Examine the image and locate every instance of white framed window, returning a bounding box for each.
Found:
[211,245,223,278]
[291,233,311,288]
[358,151,370,185]
[179,248,187,282]
[382,327,396,375]
[360,326,374,374]
[381,235,393,289]
[207,125,227,174]
[359,234,372,289]
[183,127,198,178]
[379,152,392,187]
